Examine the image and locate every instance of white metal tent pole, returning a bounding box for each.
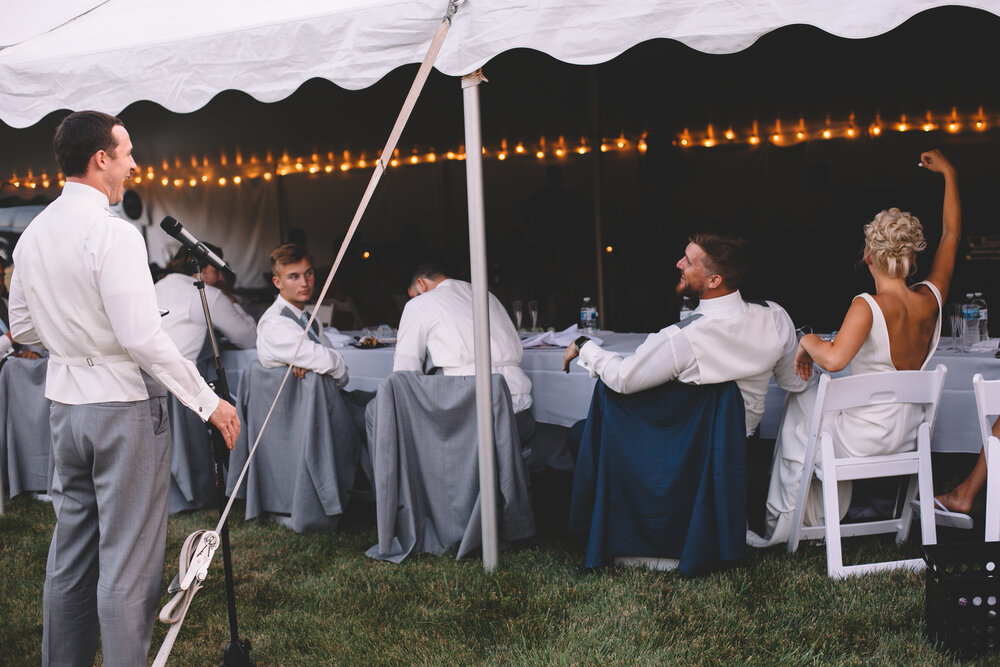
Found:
[461,69,499,572]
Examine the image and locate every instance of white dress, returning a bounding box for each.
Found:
[748,281,942,547]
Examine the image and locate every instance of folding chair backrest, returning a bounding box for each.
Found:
[809,365,947,445]
[973,373,1000,446]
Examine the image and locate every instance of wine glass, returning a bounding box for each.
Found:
[948,304,963,352]
[528,300,539,332]
[511,300,523,331]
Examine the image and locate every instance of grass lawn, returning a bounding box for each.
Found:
[0,465,995,666]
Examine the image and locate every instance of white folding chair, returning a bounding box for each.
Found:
[973,373,1000,542]
[788,364,947,579]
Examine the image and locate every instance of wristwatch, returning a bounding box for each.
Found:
[574,335,590,350]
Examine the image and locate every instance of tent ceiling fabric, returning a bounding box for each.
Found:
[2,0,998,129]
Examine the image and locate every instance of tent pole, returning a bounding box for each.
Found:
[461,69,499,572]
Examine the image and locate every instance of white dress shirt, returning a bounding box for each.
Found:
[394,278,532,413]
[257,294,349,388]
[577,290,805,435]
[8,182,219,418]
[155,272,257,361]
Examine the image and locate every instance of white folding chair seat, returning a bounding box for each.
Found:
[973,373,1000,542]
[788,364,946,579]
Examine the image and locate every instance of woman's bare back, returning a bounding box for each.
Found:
[872,283,939,370]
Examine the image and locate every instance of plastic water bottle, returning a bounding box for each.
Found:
[972,292,989,343]
[679,296,695,321]
[579,297,598,334]
[962,293,980,351]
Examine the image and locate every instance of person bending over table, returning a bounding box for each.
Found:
[391,257,536,443]
[748,149,961,548]
[562,230,807,439]
[256,243,371,432]
[155,243,256,362]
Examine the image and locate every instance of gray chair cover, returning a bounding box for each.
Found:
[167,393,218,514]
[0,356,53,497]
[365,372,536,562]
[226,361,360,532]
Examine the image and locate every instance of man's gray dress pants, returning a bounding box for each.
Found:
[42,391,171,666]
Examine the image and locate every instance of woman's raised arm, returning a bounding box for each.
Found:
[920,150,961,299]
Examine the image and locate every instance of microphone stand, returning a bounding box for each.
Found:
[191,259,253,666]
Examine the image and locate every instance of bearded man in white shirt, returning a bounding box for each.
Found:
[393,258,535,443]
[8,110,240,666]
[562,231,807,438]
[155,243,257,362]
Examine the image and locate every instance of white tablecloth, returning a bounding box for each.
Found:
[221,334,1000,454]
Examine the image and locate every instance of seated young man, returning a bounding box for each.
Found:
[257,243,349,385]
[155,243,256,362]
[257,243,374,431]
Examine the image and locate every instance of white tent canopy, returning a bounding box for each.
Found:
[4,0,999,575]
[2,0,997,129]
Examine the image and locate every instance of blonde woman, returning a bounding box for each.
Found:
[749,149,960,547]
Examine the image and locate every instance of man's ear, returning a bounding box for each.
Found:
[708,274,723,290]
[92,149,108,171]
[272,274,281,290]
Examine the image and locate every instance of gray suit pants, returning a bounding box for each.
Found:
[43,394,171,667]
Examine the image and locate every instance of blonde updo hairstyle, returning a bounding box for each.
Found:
[863,208,927,279]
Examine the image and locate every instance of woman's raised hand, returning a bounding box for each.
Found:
[920,149,955,175]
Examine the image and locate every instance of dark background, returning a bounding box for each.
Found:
[2,6,998,332]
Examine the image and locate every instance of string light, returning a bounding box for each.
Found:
[8,111,999,191]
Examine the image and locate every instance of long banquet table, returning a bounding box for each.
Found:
[221,332,1000,455]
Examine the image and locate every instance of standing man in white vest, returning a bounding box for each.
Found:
[562,231,807,437]
[9,111,240,666]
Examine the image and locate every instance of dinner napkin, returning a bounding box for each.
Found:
[323,328,356,348]
[521,324,604,348]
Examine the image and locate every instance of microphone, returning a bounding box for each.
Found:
[160,216,236,282]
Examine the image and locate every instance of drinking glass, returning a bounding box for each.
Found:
[512,300,523,331]
[948,304,964,352]
[528,300,539,332]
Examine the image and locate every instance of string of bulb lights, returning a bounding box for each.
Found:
[4,107,996,191]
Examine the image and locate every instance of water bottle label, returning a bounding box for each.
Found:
[962,305,979,320]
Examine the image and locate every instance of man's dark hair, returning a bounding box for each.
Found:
[689,231,749,290]
[167,242,224,274]
[270,243,312,275]
[53,111,123,177]
[408,257,451,286]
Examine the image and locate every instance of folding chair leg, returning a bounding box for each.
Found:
[986,437,1000,542]
[895,476,918,545]
[820,434,845,578]
[788,426,822,554]
[916,424,937,547]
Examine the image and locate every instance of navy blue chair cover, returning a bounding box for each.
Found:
[568,380,747,577]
